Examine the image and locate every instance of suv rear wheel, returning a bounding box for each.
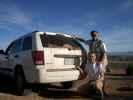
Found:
[61,81,73,89]
[14,67,25,95]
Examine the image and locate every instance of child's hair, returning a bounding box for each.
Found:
[88,52,96,60]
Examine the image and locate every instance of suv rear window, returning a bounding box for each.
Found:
[40,34,80,49]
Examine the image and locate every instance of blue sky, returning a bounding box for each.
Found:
[0,0,133,52]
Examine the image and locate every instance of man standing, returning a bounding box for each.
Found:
[86,30,108,72]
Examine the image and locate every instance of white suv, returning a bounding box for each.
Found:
[0,31,83,95]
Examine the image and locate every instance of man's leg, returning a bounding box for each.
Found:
[96,80,103,91]
[96,80,104,100]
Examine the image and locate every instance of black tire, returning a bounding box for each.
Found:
[14,67,25,96]
[61,81,73,89]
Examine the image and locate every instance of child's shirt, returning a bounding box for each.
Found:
[85,61,104,81]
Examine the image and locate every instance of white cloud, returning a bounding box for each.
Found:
[123,0,133,8]
[0,1,44,49]
[0,2,30,25]
[103,27,133,52]
[0,1,46,32]
[116,0,133,14]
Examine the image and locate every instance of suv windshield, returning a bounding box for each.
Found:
[40,34,80,50]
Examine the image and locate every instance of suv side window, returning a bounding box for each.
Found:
[6,42,16,54]
[11,41,17,53]
[6,39,23,54]
[16,39,22,52]
[22,36,32,51]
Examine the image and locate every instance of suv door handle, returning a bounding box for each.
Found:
[14,55,18,58]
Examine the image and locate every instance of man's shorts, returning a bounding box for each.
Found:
[89,76,104,90]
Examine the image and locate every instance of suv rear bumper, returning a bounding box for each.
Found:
[36,68,80,83]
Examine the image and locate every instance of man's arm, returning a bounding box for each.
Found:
[102,42,107,53]
[99,64,105,80]
[99,42,107,62]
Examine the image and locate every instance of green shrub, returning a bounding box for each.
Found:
[126,64,133,76]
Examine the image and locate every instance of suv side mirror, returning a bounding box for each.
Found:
[0,50,5,54]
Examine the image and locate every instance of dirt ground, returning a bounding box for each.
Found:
[0,65,133,100]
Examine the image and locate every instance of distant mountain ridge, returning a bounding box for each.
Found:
[109,51,133,56]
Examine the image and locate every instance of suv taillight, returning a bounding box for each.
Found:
[32,51,44,65]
